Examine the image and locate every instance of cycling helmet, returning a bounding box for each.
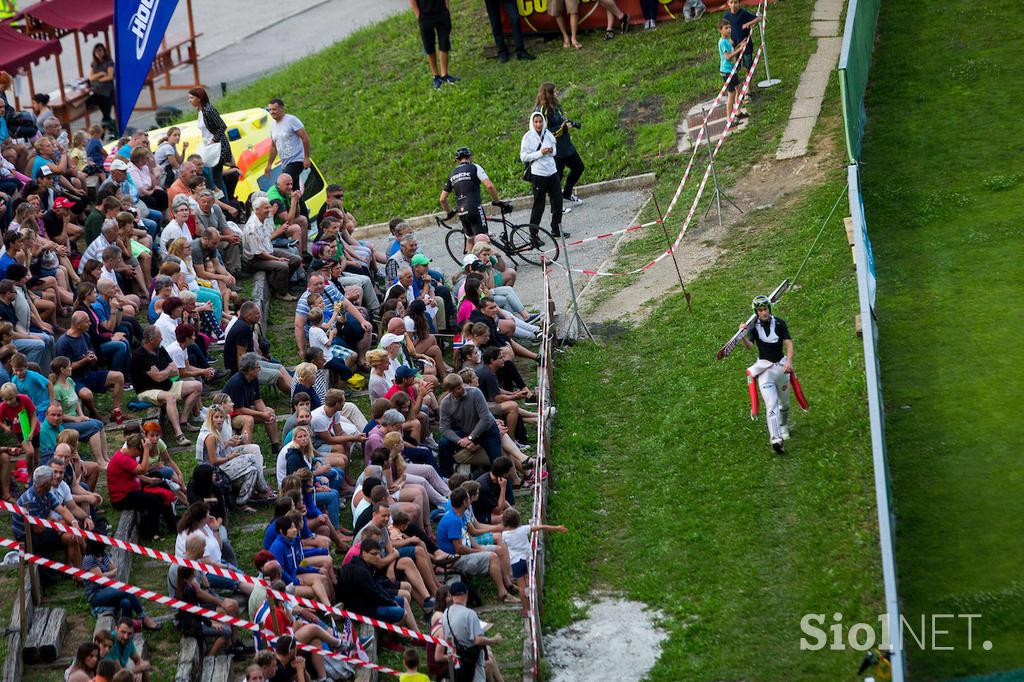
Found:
[751,295,772,313]
[454,147,473,160]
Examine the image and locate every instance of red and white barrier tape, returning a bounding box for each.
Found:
[0,499,453,651]
[541,34,753,255]
[552,42,764,278]
[0,536,401,677]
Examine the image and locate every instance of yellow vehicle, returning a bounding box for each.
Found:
[137,108,328,215]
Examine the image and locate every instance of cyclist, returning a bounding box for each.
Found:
[439,147,510,244]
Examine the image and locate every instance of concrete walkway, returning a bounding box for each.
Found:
[774,0,844,159]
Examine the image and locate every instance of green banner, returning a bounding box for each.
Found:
[838,0,880,162]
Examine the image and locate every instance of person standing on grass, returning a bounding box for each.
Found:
[724,0,762,80]
[441,580,504,682]
[520,111,565,239]
[534,83,586,209]
[264,99,312,184]
[740,295,794,453]
[484,0,535,63]
[549,0,583,49]
[410,0,460,89]
[718,20,748,122]
[501,508,567,618]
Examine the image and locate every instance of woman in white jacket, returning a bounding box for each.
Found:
[520,111,565,238]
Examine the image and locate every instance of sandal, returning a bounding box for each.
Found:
[434,553,458,567]
[238,505,258,513]
[498,593,517,604]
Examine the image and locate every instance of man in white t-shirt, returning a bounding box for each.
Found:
[167,323,215,382]
[310,389,366,458]
[264,99,311,185]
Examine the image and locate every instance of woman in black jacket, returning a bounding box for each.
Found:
[535,82,585,206]
[187,87,233,199]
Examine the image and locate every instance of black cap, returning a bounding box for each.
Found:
[449,581,468,596]
[310,258,337,271]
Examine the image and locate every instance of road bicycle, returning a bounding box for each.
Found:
[435,202,560,267]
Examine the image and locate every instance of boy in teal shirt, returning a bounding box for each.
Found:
[718,19,748,122]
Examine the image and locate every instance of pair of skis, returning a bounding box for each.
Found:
[716,279,808,416]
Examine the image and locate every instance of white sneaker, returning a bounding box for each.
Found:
[770,437,784,453]
[563,205,572,214]
[780,425,790,440]
[567,194,583,204]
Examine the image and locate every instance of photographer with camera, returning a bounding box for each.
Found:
[535,83,586,209]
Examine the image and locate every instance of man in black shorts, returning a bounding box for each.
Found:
[411,0,459,89]
[439,147,509,242]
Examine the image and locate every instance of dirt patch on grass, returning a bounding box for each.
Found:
[544,594,668,682]
[580,135,838,326]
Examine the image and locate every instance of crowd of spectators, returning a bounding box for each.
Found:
[1,84,557,681]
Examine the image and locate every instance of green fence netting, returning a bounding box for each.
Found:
[838,0,880,162]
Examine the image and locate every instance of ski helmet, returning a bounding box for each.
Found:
[751,295,772,313]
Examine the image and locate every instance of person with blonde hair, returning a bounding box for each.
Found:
[166,236,225,322]
[196,405,273,512]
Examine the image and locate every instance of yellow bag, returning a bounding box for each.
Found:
[346,373,367,390]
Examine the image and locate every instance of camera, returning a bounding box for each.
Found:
[567,119,582,130]
[470,260,489,273]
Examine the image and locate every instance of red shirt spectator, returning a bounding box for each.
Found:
[106,448,143,503]
[0,393,38,439]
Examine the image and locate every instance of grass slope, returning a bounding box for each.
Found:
[544,164,881,678]
[216,0,817,225]
[860,1,1024,679]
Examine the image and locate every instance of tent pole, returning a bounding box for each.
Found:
[187,0,200,86]
[73,30,84,78]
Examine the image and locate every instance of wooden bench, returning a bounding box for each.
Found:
[112,509,140,584]
[198,654,233,682]
[22,605,67,664]
[354,622,378,682]
[175,636,202,682]
[1,570,33,682]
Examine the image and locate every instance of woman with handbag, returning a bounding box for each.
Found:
[535,83,586,206]
[187,87,233,199]
[519,111,565,239]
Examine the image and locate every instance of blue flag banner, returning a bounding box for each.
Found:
[113,0,180,134]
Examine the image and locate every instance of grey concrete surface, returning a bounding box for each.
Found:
[13,0,408,130]
[364,189,651,335]
[775,0,844,160]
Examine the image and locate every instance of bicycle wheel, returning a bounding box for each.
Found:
[508,223,560,266]
[445,229,467,266]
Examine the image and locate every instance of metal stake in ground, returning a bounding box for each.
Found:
[756,8,782,88]
[651,191,692,312]
[551,243,594,345]
[700,111,743,230]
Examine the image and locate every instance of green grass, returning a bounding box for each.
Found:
[543,157,882,679]
[859,1,1024,679]
[216,0,818,226]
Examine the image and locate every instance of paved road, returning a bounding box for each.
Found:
[18,0,409,130]
[364,189,651,336]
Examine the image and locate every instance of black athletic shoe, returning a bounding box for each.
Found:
[498,52,510,63]
[442,74,461,83]
[771,438,785,454]
[620,12,631,32]
[517,51,536,61]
